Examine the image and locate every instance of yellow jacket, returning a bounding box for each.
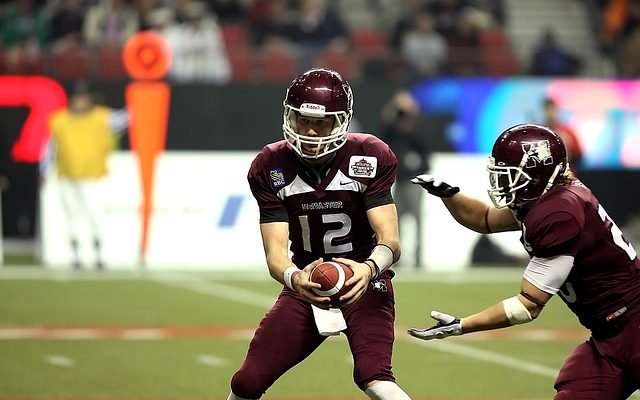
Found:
[49,106,117,179]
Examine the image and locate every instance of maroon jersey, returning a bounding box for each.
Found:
[247,133,398,268]
[519,179,640,332]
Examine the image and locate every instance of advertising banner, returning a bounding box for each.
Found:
[41,151,528,271]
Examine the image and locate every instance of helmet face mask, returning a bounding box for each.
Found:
[283,68,353,159]
[487,156,532,208]
[487,124,568,209]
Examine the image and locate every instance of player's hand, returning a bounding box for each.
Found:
[411,174,460,198]
[295,258,332,309]
[331,257,371,308]
[408,311,463,340]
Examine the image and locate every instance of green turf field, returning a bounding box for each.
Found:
[0,266,635,399]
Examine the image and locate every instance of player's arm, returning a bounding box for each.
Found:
[412,174,518,233]
[108,108,129,135]
[259,221,293,285]
[334,203,400,307]
[459,278,551,333]
[408,254,574,340]
[443,192,518,233]
[259,221,328,306]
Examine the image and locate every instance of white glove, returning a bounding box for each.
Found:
[411,174,460,198]
[407,311,463,340]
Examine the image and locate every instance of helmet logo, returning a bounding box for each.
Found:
[521,140,553,168]
[300,103,326,117]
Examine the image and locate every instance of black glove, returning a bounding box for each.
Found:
[411,174,460,198]
[407,311,463,341]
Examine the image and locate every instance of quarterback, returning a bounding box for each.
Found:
[410,124,640,399]
[226,68,411,400]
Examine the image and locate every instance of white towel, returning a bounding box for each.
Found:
[311,304,347,336]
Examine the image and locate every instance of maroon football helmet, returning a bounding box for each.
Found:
[283,68,353,159]
[487,124,569,209]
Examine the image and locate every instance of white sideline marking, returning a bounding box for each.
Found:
[197,354,227,367]
[45,355,75,367]
[405,337,558,377]
[151,272,275,308]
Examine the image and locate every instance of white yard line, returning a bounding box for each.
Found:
[151,272,276,308]
[404,337,558,377]
[45,354,75,367]
[197,354,227,367]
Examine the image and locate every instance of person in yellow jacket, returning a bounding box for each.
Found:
[43,81,128,269]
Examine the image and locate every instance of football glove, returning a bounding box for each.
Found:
[407,311,463,340]
[411,174,460,198]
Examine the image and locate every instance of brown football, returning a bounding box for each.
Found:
[309,261,354,306]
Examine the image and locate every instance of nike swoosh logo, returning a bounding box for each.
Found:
[339,181,352,185]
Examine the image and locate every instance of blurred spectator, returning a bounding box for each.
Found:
[474,0,505,27]
[619,27,640,76]
[207,0,246,24]
[0,0,48,73]
[146,6,179,42]
[609,0,640,76]
[47,0,85,46]
[83,0,140,47]
[43,81,128,269]
[445,7,482,75]
[530,28,581,76]
[249,0,296,47]
[174,0,197,23]
[428,0,467,38]
[598,0,640,56]
[400,10,447,80]
[169,1,231,83]
[389,0,430,51]
[133,0,161,31]
[288,0,349,69]
[379,90,431,268]
[0,0,48,46]
[542,98,583,172]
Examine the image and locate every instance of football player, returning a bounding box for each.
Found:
[410,124,640,399]
[227,68,412,400]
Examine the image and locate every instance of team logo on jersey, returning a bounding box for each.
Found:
[348,156,377,177]
[371,279,387,293]
[522,140,553,168]
[269,168,286,188]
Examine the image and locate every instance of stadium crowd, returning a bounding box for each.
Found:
[5,0,631,84]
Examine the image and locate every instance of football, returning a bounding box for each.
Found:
[309,261,354,305]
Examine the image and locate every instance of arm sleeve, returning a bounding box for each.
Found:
[108,108,129,134]
[364,189,394,210]
[259,207,288,223]
[40,140,55,175]
[523,255,575,294]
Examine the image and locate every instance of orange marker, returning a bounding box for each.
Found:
[123,31,172,266]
